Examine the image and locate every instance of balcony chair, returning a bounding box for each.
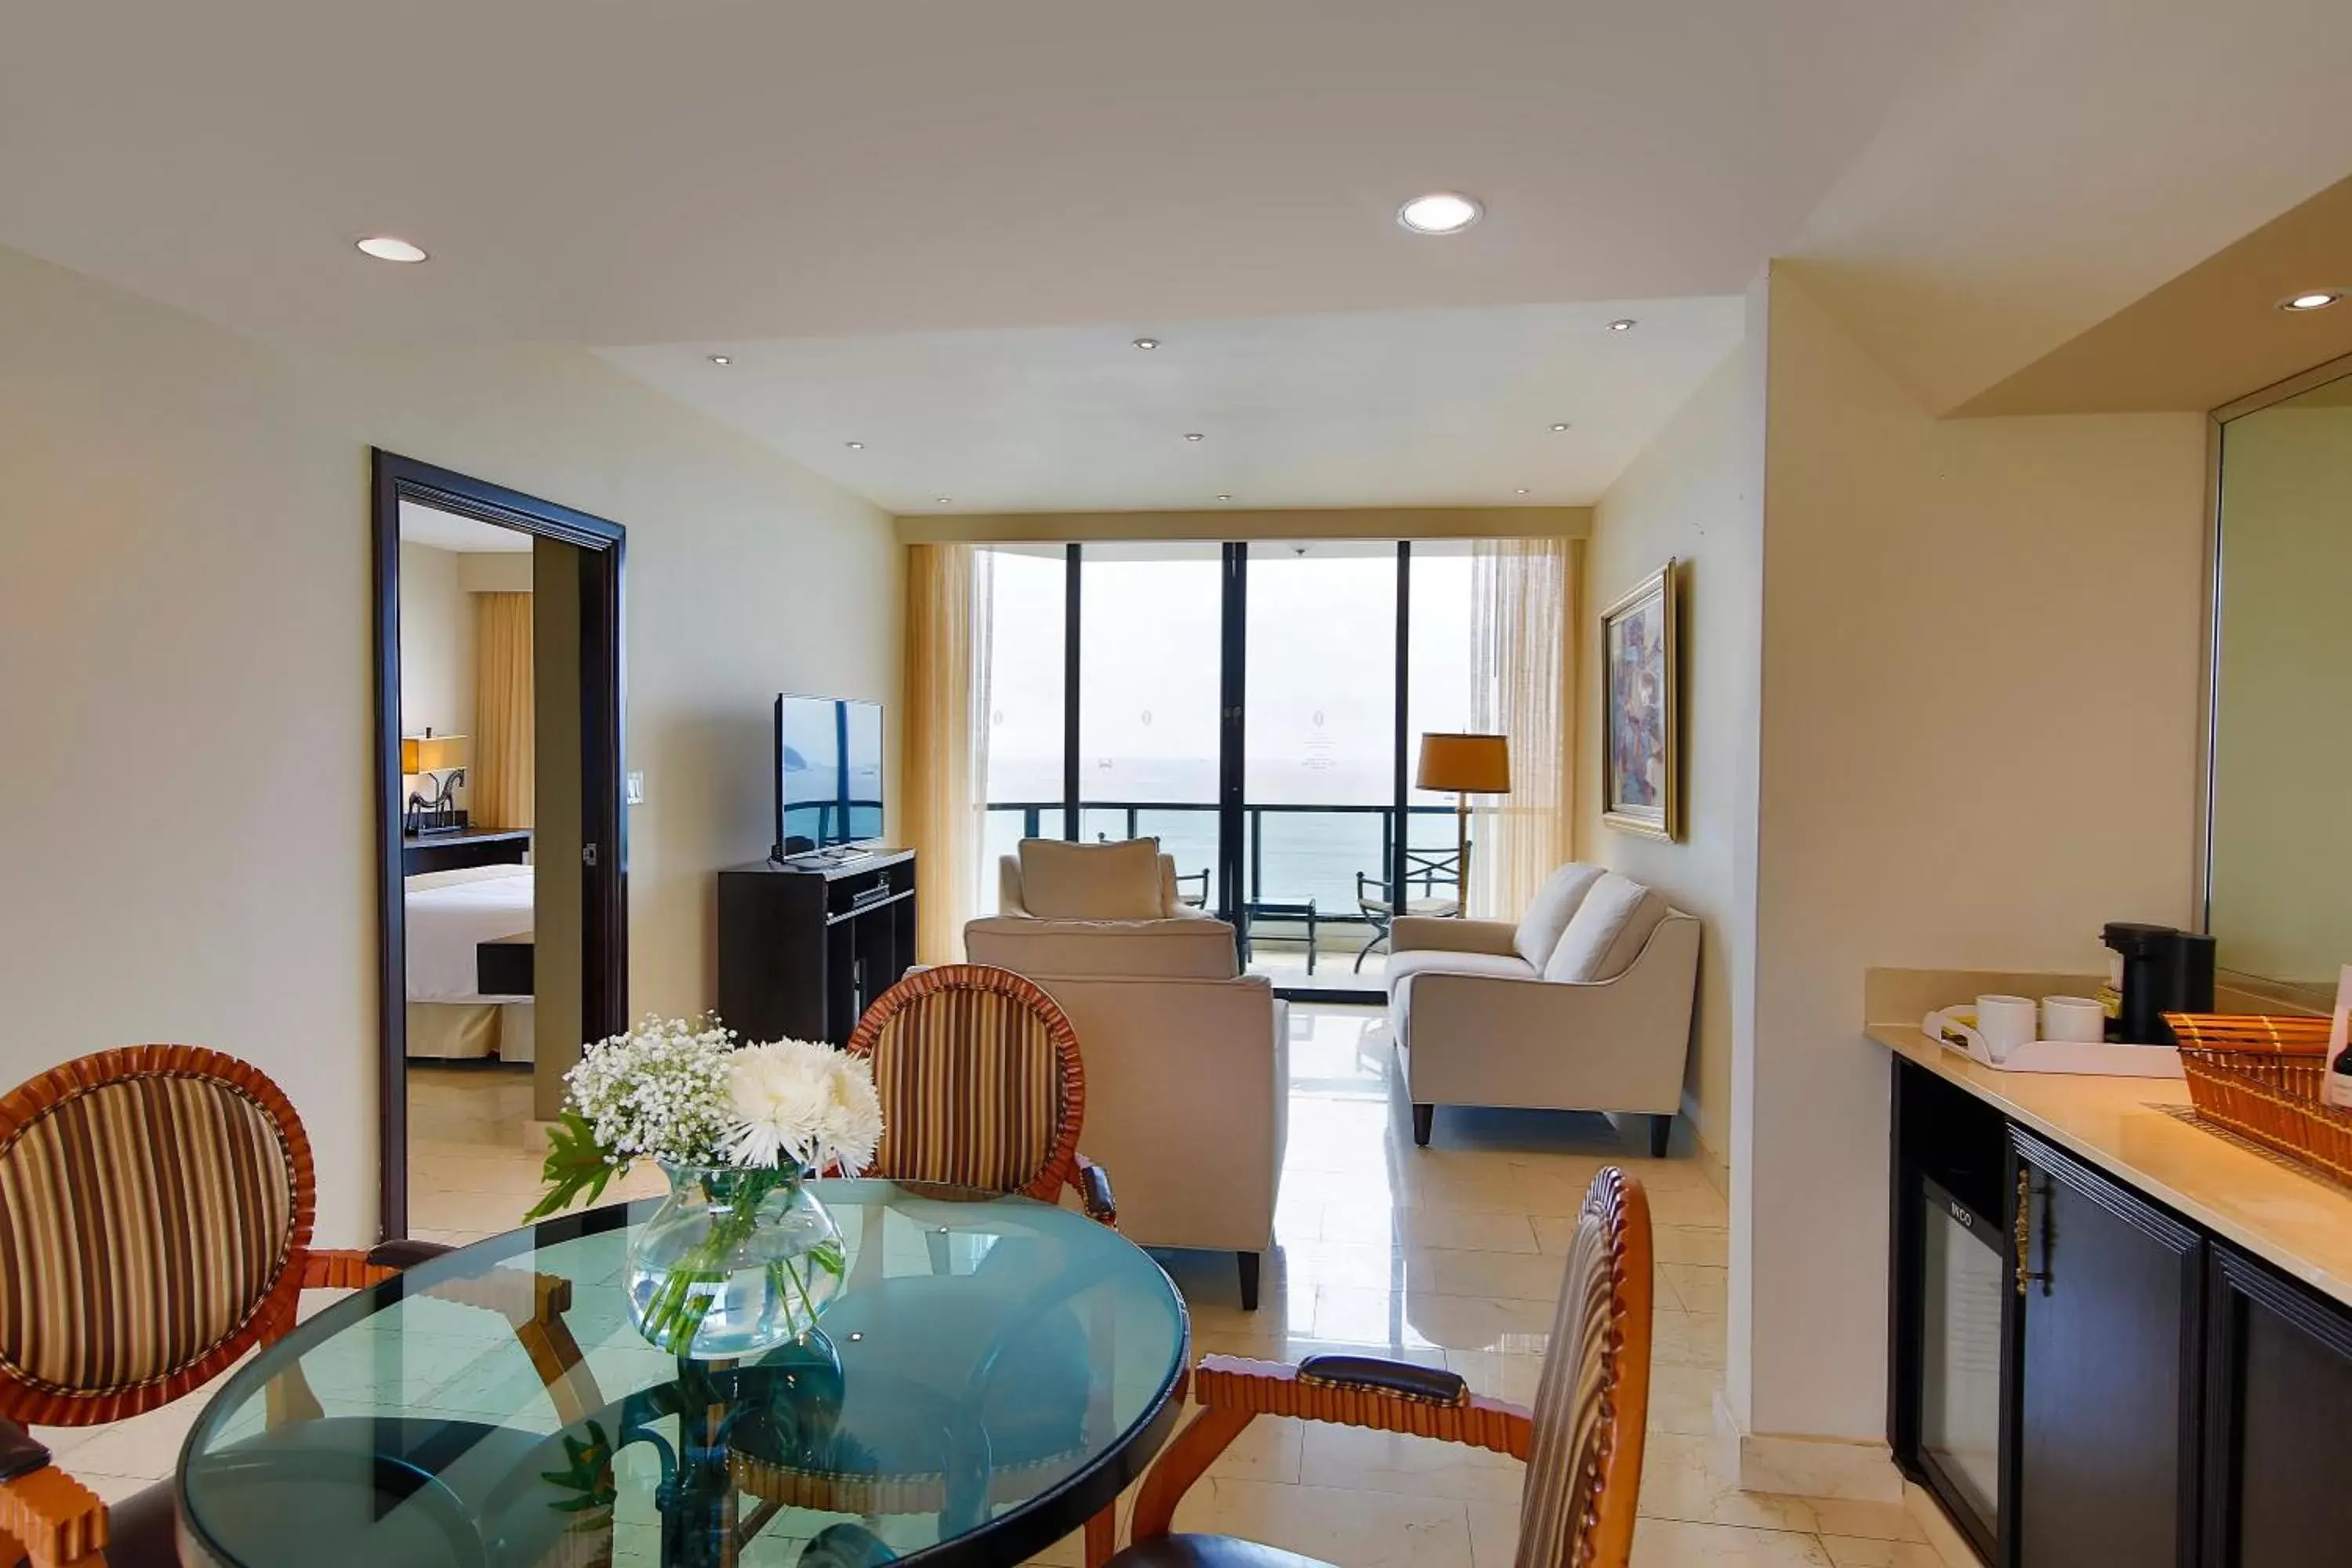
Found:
[1113,1167,1654,1568]
[0,1046,590,1568]
[1352,845,1464,973]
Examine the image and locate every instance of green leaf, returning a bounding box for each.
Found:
[524,1110,624,1221]
[808,1237,848,1280]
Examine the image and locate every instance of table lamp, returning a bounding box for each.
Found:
[402,729,471,833]
[1415,732,1510,913]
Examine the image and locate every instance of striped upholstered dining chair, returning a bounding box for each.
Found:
[0,1046,590,1568]
[844,964,1116,1226]
[1114,1167,1655,1568]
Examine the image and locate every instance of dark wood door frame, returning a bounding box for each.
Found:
[370,450,628,1241]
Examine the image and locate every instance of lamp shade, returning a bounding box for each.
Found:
[1416,732,1510,794]
[402,733,470,774]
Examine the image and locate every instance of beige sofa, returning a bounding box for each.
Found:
[965,838,1285,1308]
[1388,863,1699,1153]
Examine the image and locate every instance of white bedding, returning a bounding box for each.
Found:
[405,864,533,1003]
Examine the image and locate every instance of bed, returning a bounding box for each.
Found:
[405,864,535,1063]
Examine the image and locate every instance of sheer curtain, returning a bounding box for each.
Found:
[471,592,535,831]
[903,543,993,962]
[1467,538,1577,918]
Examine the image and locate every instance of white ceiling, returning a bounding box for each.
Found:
[0,1,1976,346]
[600,299,1743,511]
[397,499,533,553]
[7,1,2352,507]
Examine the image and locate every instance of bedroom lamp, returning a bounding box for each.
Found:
[402,730,470,834]
[1416,732,1510,913]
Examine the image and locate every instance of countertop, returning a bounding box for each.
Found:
[1871,1023,2352,1309]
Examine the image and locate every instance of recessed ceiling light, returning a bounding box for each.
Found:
[1134,336,1160,350]
[1607,318,1637,332]
[1515,488,1530,495]
[844,441,864,450]
[2281,290,2343,312]
[1184,432,1206,442]
[355,235,428,263]
[1549,423,1571,433]
[936,496,952,505]
[1217,494,1233,503]
[1396,192,1483,235]
[708,354,733,365]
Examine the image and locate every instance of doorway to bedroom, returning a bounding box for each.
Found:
[372,453,627,1241]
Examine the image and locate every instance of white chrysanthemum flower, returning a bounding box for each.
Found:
[722,1038,885,1174]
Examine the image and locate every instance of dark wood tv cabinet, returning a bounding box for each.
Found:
[717,848,916,1046]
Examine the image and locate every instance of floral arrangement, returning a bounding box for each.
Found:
[526,1015,884,1216]
[525,1014,884,1355]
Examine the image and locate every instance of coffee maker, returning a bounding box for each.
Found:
[2101,922,2217,1044]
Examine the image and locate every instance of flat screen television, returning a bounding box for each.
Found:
[773,695,884,859]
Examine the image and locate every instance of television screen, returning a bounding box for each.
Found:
[775,695,884,855]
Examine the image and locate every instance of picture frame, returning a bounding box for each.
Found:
[1599,558,1679,841]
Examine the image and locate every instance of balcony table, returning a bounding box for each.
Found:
[175,1180,1190,1568]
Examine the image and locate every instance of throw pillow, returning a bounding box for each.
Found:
[1512,863,1606,968]
[1017,837,1167,920]
[1544,873,1670,982]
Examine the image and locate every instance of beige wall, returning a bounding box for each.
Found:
[459,551,534,594]
[1735,266,2209,1446]
[2209,402,2352,987]
[1579,336,1764,1164]
[396,541,474,811]
[0,241,900,1244]
[898,505,1590,544]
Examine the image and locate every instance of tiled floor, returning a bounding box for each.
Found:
[39,1011,1955,1567]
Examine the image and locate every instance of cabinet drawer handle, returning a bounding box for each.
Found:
[2015,1166,2049,1297]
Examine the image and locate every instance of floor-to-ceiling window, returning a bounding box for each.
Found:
[976,539,1486,999]
[978,545,1065,912]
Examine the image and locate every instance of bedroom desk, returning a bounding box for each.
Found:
[403,826,532,876]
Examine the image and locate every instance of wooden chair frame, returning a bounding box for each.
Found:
[846,964,1116,1225]
[1127,1168,1653,1568]
[0,1046,592,1568]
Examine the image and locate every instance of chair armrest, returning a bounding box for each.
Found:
[1072,1154,1117,1227]
[1131,1356,1531,1541]
[1392,916,1517,956]
[0,1447,107,1568]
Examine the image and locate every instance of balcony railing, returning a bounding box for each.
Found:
[984,799,1460,924]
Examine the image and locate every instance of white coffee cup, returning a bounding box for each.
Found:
[1976,994,2038,1062]
[2040,995,2105,1044]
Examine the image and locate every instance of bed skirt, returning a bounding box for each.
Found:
[407,1000,535,1064]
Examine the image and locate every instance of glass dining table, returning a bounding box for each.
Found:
[176,1181,1192,1568]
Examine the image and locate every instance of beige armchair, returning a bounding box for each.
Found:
[1388,864,1699,1154]
[966,837,1286,1308]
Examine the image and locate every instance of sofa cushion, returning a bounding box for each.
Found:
[1544,873,1669,982]
[1512,863,1606,968]
[1017,837,1166,920]
[1387,947,1539,1052]
[965,915,1240,980]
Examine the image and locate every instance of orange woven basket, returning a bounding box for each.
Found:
[2165,1013,2352,1185]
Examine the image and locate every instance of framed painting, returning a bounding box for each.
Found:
[1600,559,1679,840]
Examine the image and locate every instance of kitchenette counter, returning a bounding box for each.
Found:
[1871,1021,2352,1310]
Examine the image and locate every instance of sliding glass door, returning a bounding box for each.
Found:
[1077,543,1225,909]
[1240,543,1396,984]
[977,539,1483,999]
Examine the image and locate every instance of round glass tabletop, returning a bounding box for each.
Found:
[178,1181,1191,1568]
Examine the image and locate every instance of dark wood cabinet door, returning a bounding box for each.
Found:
[2009,1131,2204,1568]
[2204,1245,2352,1568]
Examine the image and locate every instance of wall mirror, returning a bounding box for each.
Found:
[2208,361,2352,996]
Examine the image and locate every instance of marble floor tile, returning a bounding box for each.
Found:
[1632,1518,1840,1565]
[1820,1537,1951,1567]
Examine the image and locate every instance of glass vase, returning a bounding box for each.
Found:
[625,1163,844,1359]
